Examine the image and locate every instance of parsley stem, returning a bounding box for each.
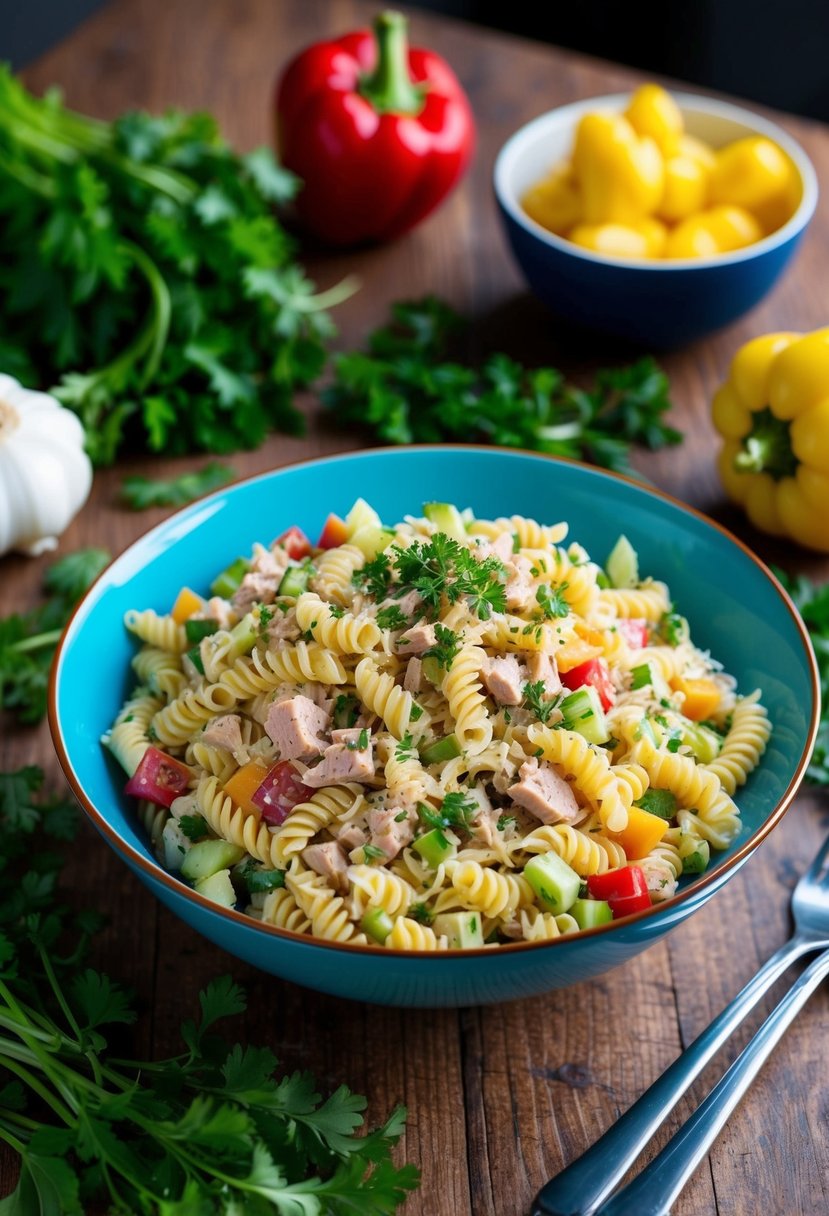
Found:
[9,629,63,655]
[292,274,361,313]
[0,1126,26,1156]
[0,1055,75,1126]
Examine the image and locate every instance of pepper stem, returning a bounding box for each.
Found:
[359,11,426,116]
[733,407,798,481]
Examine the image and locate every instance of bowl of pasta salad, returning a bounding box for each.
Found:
[49,448,819,1007]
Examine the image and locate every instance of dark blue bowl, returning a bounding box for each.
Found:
[49,449,819,1006]
[494,94,818,348]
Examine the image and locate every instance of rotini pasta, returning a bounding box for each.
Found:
[111,501,768,952]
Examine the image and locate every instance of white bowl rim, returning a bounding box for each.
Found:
[493,91,819,271]
[48,445,821,962]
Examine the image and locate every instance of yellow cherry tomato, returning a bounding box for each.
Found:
[522,161,582,236]
[663,206,762,259]
[713,328,829,552]
[625,84,683,156]
[709,137,796,217]
[573,112,664,224]
[658,154,709,222]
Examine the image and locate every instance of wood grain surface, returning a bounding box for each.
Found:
[3,2,829,1213]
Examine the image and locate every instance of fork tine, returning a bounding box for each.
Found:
[805,834,829,882]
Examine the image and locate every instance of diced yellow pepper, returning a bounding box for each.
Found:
[635,217,668,257]
[625,84,684,156]
[555,636,603,673]
[671,676,722,721]
[224,761,271,815]
[609,805,669,859]
[663,206,762,259]
[709,137,796,220]
[658,154,709,222]
[678,134,717,171]
[171,586,205,624]
[522,161,582,236]
[569,222,651,259]
[573,112,664,224]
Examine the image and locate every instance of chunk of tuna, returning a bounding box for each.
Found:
[200,596,235,630]
[367,805,416,860]
[528,651,562,697]
[335,821,369,850]
[301,841,349,891]
[476,532,515,564]
[481,654,526,705]
[507,758,581,825]
[201,714,244,754]
[232,571,280,613]
[396,622,437,654]
[252,542,290,580]
[265,606,300,643]
[504,556,536,612]
[403,657,424,693]
[265,695,330,761]
[303,734,375,787]
[390,589,423,619]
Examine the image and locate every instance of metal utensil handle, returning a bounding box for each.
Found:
[533,936,819,1216]
[595,946,829,1216]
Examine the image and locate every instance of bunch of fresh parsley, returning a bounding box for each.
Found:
[775,570,829,785]
[324,297,682,474]
[0,67,353,465]
[0,548,110,724]
[0,766,419,1213]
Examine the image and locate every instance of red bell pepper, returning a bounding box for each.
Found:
[251,761,315,827]
[317,513,349,550]
[124,747,191,809]
[617,618,649,649]
[586,866,651,918]
[276,11,475,246]
[561,657,616,712]
[273,526,312,560]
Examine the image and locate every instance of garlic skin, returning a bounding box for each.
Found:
[0,375,93,557]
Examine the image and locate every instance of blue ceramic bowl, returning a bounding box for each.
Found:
[50,449,818,1007]
[494,93,818,347]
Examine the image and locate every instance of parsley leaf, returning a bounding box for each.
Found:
[523,680,560,725]
[356,553,392,599]
[239,861,286,893]
[376,604,410,631]
[120,462,234,509]
[392,535,506,620]
[324,297,682,475]
[422,623,462,671]
[634,789,678,819]
[535,582,570,620]
[179,814,209,841]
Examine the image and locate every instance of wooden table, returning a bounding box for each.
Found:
[4,2,829,1212]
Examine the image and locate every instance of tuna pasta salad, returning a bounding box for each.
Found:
[106,500,771,951]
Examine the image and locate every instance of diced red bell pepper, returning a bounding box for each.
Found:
[561,657,616,712]
[124,747,191,809]
[252,761,315,826]
[587,866,651,918]
[273,526,312,560]
[617,618,649,649]
[317,513,349,550]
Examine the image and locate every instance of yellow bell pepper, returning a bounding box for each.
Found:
[573,112,664,224]
[709,137,797,223]
[670,676,721,721]
[608,805,669,859]
[522,161,581,236]
[658,154,709,222]
[569,218,665,259]
[713,330,829,552]
[678,133,717,171]
[224,761,271,814]
[625,84,683,156]
[664,205,762,259]
[171,586,205,623]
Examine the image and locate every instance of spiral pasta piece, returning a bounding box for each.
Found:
[705,691,770,794]
[152,682,238,748]
[355,657,429,740]
[286,868,367,944]
[104,688,163,775]
[632,736,741,850]
[124,609,188,653]
[311,544,365,606]
[528,723,628,832]
[385,917,448,950]
[519,908,579,941]
[599,581,670,622]
[442,859,528,919]
[131,646,187,699]
[510,823,627,875]
[258,887,311,935]
[347,864,414,919]
[441,645,492,755]
[294,593,383,655]
[271,785,365,867]
[196,774,285,868]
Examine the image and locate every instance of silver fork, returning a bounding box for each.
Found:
[533,833,829,1216]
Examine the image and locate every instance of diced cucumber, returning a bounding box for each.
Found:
[423,502,466,543]
[210,557,250,598]
[523,852,581,915]
[421,655,442,687]
[682,722,722,764]
[630,661,673,702]
[361,907,394,943]
[345,497,381,535]
[412,829,456,869]
[679,835,710,874]
[194,868,237,908]
[432,910,484,949]
[559,686,609,745]
[181,839,246,882]
[185,619,219,643]
[419,734,462,764]
[350,523,395,559]
[606,535,639,589]
[571,898,613,930]
[278,561,314,598]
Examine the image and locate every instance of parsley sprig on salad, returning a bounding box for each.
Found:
[357,534,506,621]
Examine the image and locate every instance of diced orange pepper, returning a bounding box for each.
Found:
[609,805,669,858]
[556,635,603,673]
[171,586,205,624]
[224,761,271,814]
[671,676,722,721]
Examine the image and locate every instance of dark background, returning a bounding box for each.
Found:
[4,0,829,122]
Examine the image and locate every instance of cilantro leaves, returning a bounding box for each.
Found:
[324,297,682,474]
[121,462,234,509]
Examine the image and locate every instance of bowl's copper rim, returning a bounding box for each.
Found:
[48,446,822,963]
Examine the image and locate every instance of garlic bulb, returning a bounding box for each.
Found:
[0,375,93,557]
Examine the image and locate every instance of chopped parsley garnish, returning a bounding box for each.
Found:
[394,811,409,823]
[535,582,569,620]
[333,693,360,729]
[634,789,678,819]
[346,728,370,751]
[422,623,462,671]
[257,605,274,636]
[523,680,560,725]
[328,604,346,619]
[497,813,515,832]
[410,702,424,721]
[417,793,479,846]
[395,733,416,760]
[376,604,410,631]
[630,663,653,690]
[392,534,506,620]
[410,901,433,924]
[355,552,392,599]
[179,814,209,841]
[239,862,286,893]
[503,708,512,724]
[658,608,689,647]
[361,843,386,862]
